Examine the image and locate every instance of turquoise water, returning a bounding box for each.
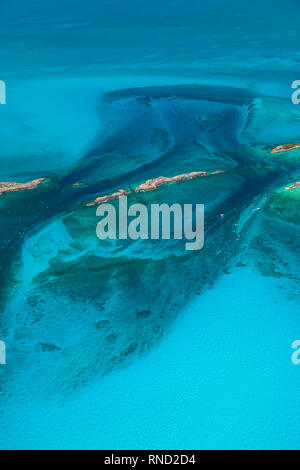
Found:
[2,268,300,450]
[0,0,300,450]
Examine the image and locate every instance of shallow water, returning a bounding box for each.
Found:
[2,268,300,450]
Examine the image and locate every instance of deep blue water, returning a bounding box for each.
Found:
[0,0,299,450]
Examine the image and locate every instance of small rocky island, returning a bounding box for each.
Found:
[271,143,300,154]
[286,181,300,190]
[134,171,224,192]
[0,178,47,196]
[87,189,131,206]
[87,170,224,206]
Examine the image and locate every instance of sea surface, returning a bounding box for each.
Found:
[0,0,299,449]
